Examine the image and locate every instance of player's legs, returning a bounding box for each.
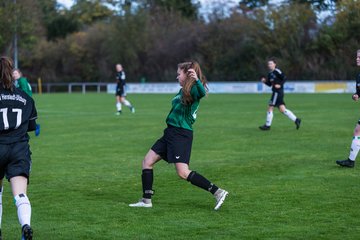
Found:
[176,163,228,210]
[279,104,296,120]
[115,95,122,114]
[142,150,161,198]
[120,96,135,113]
[176,162,217,192]
[266,105,274,126]
[279,104,301,129]
[10,176,30,226]
[129,150,162,207]
[260,105,274,130]
[142,149,162,170]
[336,124,360,168]
[349,124,360,161]
[10,176,32,239]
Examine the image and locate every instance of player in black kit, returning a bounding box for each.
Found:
[115,64,135,115]
[336,50,360,168]
[0,57,37,240]
[259,58,301,130]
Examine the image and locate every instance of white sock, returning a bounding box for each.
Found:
[348,137,360,161]
[283,109,297,122]
[0,186,3,228]
[14,194,31,227]
[123,99,132,108]
[266,111,273,126]
[116,102,122,111]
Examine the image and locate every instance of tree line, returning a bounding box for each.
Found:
[0,0,359,83]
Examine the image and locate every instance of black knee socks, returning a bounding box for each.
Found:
[142,169,154,199]
[187,171,219,194]
[142,169,218,198]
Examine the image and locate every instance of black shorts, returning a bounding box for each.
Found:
[151,125,193,164]
[0,141,32,182]
[269,91,285,107]
[115,87,126,97]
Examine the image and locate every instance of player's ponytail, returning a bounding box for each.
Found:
[0,56,14,91]
[178,61,208,105]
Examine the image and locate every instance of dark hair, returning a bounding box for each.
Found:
[0,57,14,90]
[178,61,208,105]
[268,57,277,64]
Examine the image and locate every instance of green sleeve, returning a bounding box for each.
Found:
[190,79,206,100]
[18,78,32,97]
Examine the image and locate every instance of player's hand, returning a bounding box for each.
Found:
[274,84,281,89]
[352,94,359,101]
[260,77,266,83]
[187,69,198,80]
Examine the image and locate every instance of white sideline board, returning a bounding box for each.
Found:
[107,81,355,94]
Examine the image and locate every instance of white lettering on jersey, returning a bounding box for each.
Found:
[0,108,22,130]
[0,94,27,105]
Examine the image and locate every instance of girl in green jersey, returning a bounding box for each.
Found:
[129,61,228,210]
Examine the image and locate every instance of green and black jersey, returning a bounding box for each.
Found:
[166,80,206,131]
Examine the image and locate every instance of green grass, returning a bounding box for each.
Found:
[2,93,360,239]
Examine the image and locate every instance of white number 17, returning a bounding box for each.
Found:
[0,108,22,130]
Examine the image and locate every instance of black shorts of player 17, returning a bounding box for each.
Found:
[0,141,32,182]
[151,125,193,164]
[115,87,126,97]
[269,91,285,107]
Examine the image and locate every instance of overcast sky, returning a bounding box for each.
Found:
[57,0,241,10]
[57,0,73,8]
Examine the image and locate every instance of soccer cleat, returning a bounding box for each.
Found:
[259,125,271,131]
[295,118,301,130]
[115,111,122,116]
[214,189,229,210]
[129,199,152,208]
[21,224,33,240]
[336,159,355,168]
[131,107,135,113]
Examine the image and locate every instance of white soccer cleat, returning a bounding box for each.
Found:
[129,199,152,208]
[214,189,229,210]
[131,107,135,113]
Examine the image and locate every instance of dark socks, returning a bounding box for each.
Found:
[187,171,219,194]
[142,169,154,199]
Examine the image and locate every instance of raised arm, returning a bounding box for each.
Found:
[187,68,206,99]
[191,79,206,99]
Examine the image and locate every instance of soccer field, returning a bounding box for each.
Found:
[2,93,359,239]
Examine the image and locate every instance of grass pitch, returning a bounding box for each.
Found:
[1,93,360,239]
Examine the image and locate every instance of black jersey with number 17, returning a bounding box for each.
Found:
[0,86,37,144]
